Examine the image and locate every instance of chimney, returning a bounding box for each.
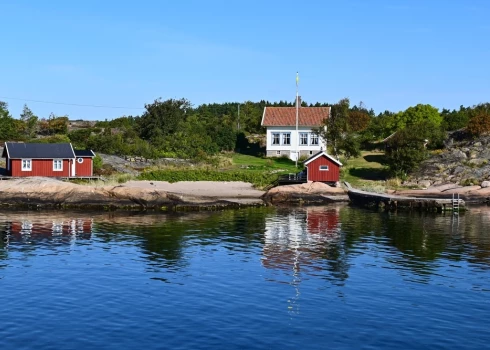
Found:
[297,96,302,107]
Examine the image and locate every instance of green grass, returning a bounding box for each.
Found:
[341,151,389,187]
[231,154,301,173]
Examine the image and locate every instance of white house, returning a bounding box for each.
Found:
[261,103,330,161]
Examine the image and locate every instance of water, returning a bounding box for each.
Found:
[0,205,489,349]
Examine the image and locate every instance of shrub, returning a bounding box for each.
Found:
[137,169,277,188]
[467,112,490,136]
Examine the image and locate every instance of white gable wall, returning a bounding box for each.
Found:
[265,126,327,161]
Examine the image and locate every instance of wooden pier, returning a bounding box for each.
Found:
[347,188,465,212]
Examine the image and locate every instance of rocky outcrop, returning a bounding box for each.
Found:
[410,132,490,187]
[262,182,348,204]
[0,178,258,210]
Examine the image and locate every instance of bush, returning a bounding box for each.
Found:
[467,112,490,136]
[137,169,277,188]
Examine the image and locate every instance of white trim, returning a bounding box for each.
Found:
[319,165,329,171]
[303,151,342,167]
[77,157,84,164]
[53,159,63,171]
[4,143,11,159]
[21,159,32,171]
[260,107,267,126]
[69,143,76,158]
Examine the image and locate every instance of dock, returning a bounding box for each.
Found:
[347,188,465,212]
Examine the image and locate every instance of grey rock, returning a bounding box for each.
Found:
[481,181,490,188]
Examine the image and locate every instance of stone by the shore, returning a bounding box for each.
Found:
[262,182,348,204]
[0,177,265,210]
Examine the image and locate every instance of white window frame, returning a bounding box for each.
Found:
[319,165,329,171]
[310,133,319,145]
[53,159,63,172]
[282,133,291,145]
[21,159,32,171]
[77,157,84,164]
[299,132,308,146]
[272,133,280,145]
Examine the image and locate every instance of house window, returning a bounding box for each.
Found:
[77,157,84,164]
[272,133,280,145]
[53,159,63,171]
[22,159,32,171]
[299,132,308,145]
[319,165,329,171]
[282,133,291,145]
[310,133,319,145]
[276,151,281,155]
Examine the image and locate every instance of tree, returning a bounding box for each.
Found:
[316,98,362,159]
[0,101,20,140]
[19,104,38,138]
[467,110,490,136]
[138,98,191,147]
[390,104,442,130]
[385,121,445,176]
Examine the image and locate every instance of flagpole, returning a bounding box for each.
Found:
[295,72,299,168]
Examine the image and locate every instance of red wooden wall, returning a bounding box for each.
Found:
[10,159,71,177]
[306,155,340,182]
[75,157,93,176]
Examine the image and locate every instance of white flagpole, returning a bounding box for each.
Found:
[295,72,299,168]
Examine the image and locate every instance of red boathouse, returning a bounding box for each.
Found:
[2,142,96,177]
[303,151,342,183]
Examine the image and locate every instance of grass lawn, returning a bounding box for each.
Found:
[231,153,300,174]
[341,151,389,187]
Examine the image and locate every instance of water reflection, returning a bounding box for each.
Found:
[0,206,489,278]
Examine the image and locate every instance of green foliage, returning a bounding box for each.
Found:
[441,106,470,131]
[138,169,277,188]
[390,104,442,130]
[39,114,69,135]
[317,98,364,159]
[385,123,432,176]
[68,128,93,148]
[0,101,20,140]
[29,134,71,143]
[138,98,191,147]
[19,104,38,138]
[93,154,103,172]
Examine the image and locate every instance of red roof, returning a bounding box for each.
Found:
[261,107,330,127]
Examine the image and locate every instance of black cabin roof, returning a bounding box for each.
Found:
[3,142,76,159]
[74,149,96,157]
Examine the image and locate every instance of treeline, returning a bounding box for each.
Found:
[1,98,490,175]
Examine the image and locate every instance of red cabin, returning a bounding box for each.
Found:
[2,142,96,177]
[303,151,342,183]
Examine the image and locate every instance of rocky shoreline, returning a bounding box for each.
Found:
[0,178,349,211]
[1,177,488,212]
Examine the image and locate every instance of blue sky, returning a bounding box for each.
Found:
[1,0,489,120]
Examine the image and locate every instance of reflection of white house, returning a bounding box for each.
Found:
[261,102,330,161]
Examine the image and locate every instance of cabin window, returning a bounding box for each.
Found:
[310,133,319,145]
[282,133,291,145]
[319,165,329,171]
[53,159,63,171]
[77,157,84,164]
[21,159,32,171]
[272,133,280,145]
[299,132,308,145]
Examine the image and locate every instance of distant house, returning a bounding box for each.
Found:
[261,101,329,161]
[303,151,342,183]
[2,142,96,177]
